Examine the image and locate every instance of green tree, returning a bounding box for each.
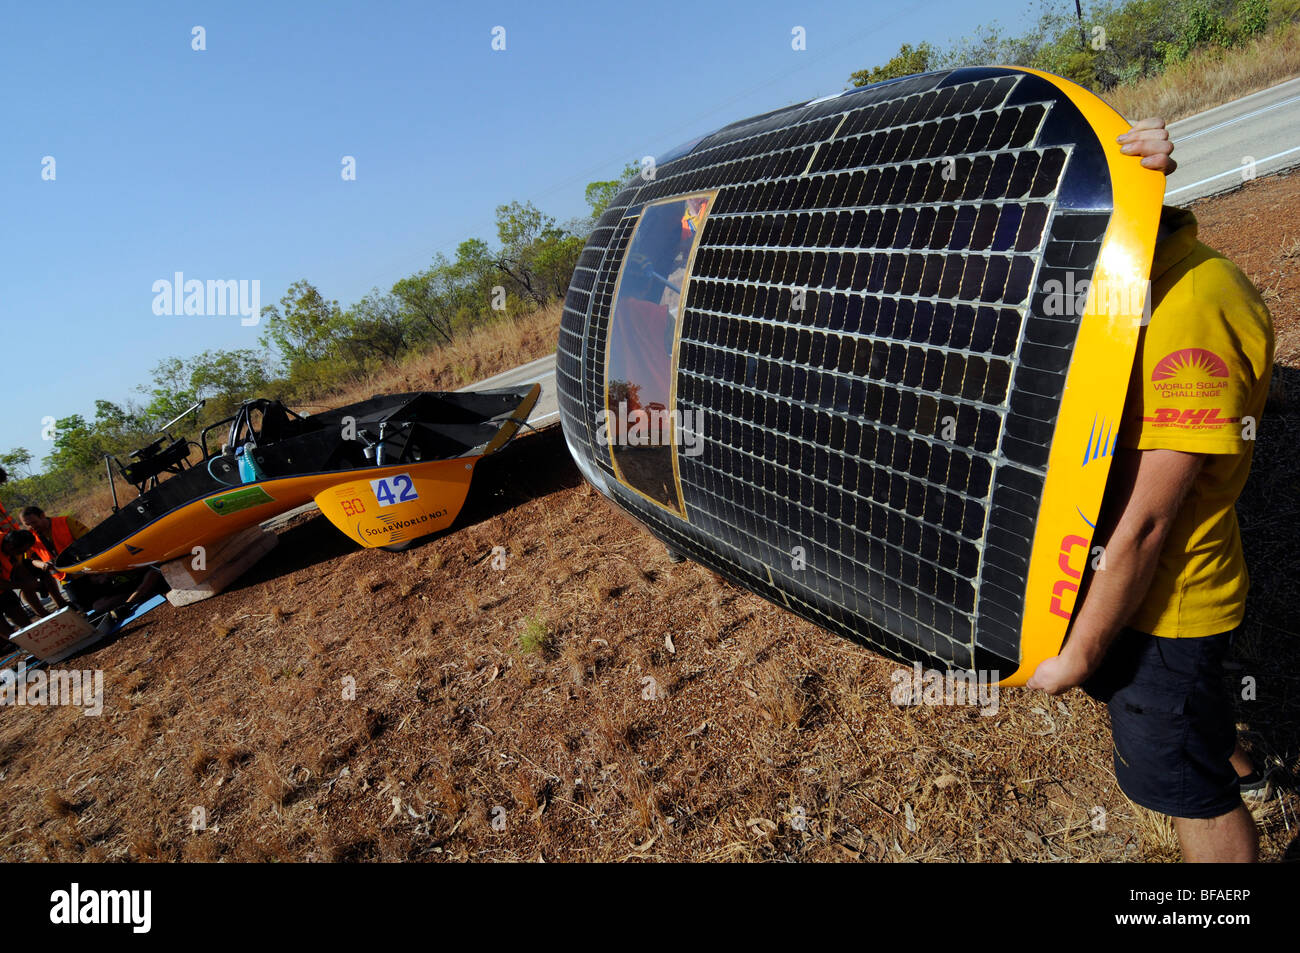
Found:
[1232,0,1270,40]
[849,42,937,87]
[494,200,555,306]
[392,238,498,345]
[140,355,199,425]
[1156,0,1237,65]
[44,414,97,473]
[494,201,584,305]
[258,280,345,371]
[940,1,1076,71]
[187,349,273,419]
[531,231,585,303]
[393,264,455,346]
[0,448,33,481]
[338,290,415,364]
[139,350,269,426]
[584,162,640,219]
[1070,0,1171,86]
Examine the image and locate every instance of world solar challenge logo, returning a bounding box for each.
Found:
[1144,347,1237,429]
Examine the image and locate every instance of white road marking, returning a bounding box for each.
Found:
[1172,93,1300,142]
[461,354,555,391]
[1166,144,1300,197]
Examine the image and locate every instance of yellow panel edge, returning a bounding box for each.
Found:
[997,67,1166,686]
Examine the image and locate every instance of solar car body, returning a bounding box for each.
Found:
[557,67,1164,685]
[55,385,540,574]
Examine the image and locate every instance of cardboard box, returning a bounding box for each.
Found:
[7,607,100,664]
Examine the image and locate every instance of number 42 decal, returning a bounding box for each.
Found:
[370,473,419,507]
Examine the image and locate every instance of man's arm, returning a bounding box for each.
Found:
[1026,447,1204,694]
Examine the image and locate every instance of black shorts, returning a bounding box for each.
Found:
[1083,627,1239,820]
[0,587,25,620]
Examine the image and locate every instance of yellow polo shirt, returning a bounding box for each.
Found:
[1117,206,1274,637]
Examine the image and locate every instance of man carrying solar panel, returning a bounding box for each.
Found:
[1029,118,1275,863]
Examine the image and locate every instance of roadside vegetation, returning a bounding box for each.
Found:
[855,0,1300,120]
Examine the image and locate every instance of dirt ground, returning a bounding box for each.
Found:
[2,172,1298,863]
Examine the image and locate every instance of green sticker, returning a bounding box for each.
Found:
[204,485,275,516]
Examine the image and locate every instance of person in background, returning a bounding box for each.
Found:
[20,504,166,619]
[2,527,68,611]
[0,583,33,638]
[21,506,88,583]
[0,531,52,635]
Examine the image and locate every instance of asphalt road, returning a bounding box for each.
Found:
[456,353,559,429]
[1165,75,1300,203]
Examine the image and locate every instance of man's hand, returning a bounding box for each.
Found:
[1027,448,1204,696]
[1118,117,1177,174]
[1027,652,1092,695]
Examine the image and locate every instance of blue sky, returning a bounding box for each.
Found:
[1,0,1041,468]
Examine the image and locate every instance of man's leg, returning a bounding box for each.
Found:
[68,572,133,613]
[1230,741,1254,777]
[1175,805,1258,862]
[0,589,29,634]
[90,568,169,617]
[12,574,48,619]
[124,568,168,606]
[1089,630,1253,861]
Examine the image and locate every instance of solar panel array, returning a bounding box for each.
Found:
[558,68,1113,673]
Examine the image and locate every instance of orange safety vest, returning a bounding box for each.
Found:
[30,516,77,582]
[0,500,18,534]
[0,549,22,588]
[681,198,708,239]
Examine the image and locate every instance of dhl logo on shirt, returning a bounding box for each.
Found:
[1143,407,1239,428]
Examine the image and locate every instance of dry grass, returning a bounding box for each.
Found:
[5,368,1295,862]
[326,304,563,408]
[43,791,77,819]
[1106,24,1300,122]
